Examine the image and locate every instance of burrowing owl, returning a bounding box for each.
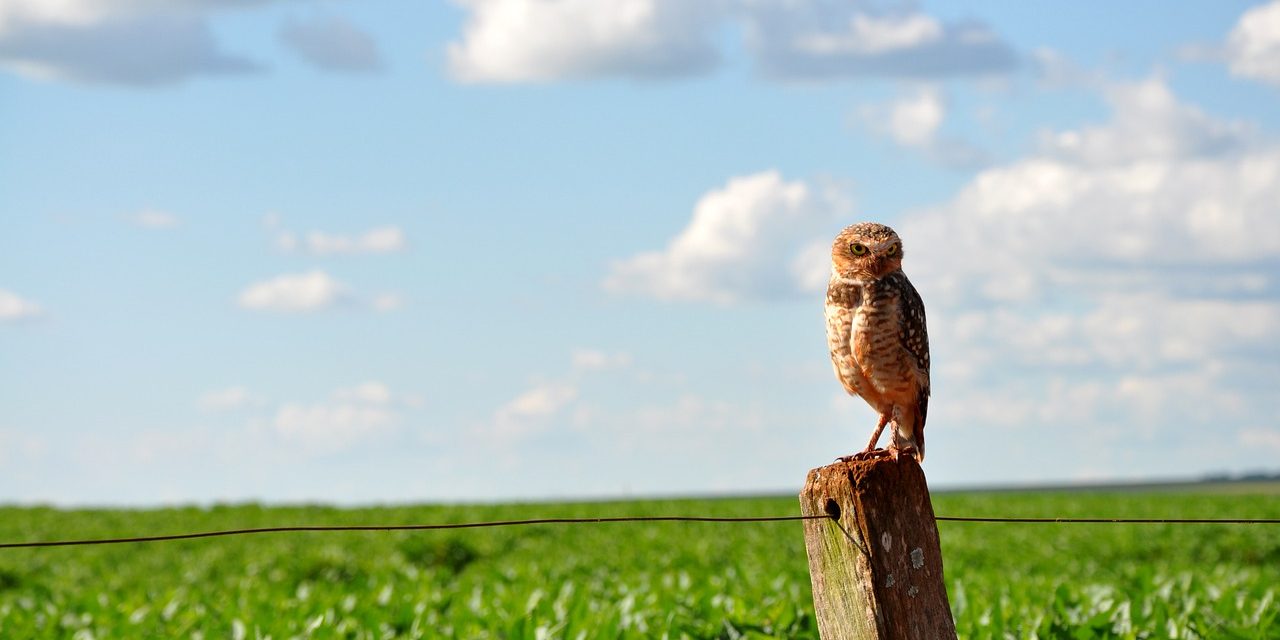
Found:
[825,222,930,462]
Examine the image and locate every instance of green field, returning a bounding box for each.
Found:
[1,488,1277,638]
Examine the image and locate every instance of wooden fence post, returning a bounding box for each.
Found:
[799,456,957,639]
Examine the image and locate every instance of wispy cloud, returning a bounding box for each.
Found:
[855,85,987,168]
[491,382,579,438]
[0,288,44,322]
[333,381,394,405]
[0,2,261,86]
[273,402,396,453]
[244,220,407,312]
[279,15,383,73]
[303,226,406,256]
[237,270,348,313]
[485,349,631,439]
[121,209,180,229]
[268,380,416,453]
[1239,426,1280,453]
[0,428,47,464]
[571,349,632,372]
[744,3,1017,80]
[272,222,407,256]
[446,0,1017,84]
[199,386,262,412]
[371,293,404,313]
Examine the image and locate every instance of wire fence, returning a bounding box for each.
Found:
[2,513,1277,550]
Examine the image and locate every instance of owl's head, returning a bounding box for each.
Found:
[831,222,904,280]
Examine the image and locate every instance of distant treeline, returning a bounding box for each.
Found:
[1202,470,1280,483]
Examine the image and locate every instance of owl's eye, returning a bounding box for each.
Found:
[850,243,868,256]
[886,244,898,256]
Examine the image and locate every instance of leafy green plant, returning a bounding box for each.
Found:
[0,488,1275,637]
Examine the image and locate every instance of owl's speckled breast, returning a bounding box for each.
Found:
[826,275,913,405]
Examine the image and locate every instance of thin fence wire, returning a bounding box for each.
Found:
[2,514,1278,550]
[0,515,826,549]
[935,516,1280,524]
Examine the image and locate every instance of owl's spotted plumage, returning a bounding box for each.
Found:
[825,222,930,462]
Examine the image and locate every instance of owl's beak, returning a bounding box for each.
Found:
[869,256,890,275]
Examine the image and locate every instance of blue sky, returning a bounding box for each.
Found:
[2,0,1278,506]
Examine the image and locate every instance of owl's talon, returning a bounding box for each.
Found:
[835,448,891,463]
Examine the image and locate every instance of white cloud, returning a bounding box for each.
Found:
[1226,0,1280,87]
[905,79,1279,306]
[743,2,1016,80]
[856,85,987,168]
[896,77,1280,437]
[122,209,179,229]
[795,13,944,56]
[304,226,406,256]
[445,0,1017,84]
[199,385,260,411]
[271,223,406,256]
[0,288,44,321]
[1038,78,1252,166]
[0,1,262,86]
[279,15,382,73]
[878,85,945,147]
[447,0,722,83]
[491,382,578,438]
[487,349,632,439]
[860,86,988,168]
[237,270,347,312]
[604,170,852,303]
[507,383,578,417]
[244,228,405,311]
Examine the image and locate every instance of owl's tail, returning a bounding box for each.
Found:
[912,391,928,463]
[894,413,925,462]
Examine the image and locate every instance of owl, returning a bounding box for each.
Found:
[825,222,930,462]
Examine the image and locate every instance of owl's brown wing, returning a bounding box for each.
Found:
[896,274,930,429]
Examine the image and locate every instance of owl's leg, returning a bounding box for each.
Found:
[836,414,891,462]
[863,414,889,453]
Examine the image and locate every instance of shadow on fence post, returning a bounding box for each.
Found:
[799,456,957,640]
